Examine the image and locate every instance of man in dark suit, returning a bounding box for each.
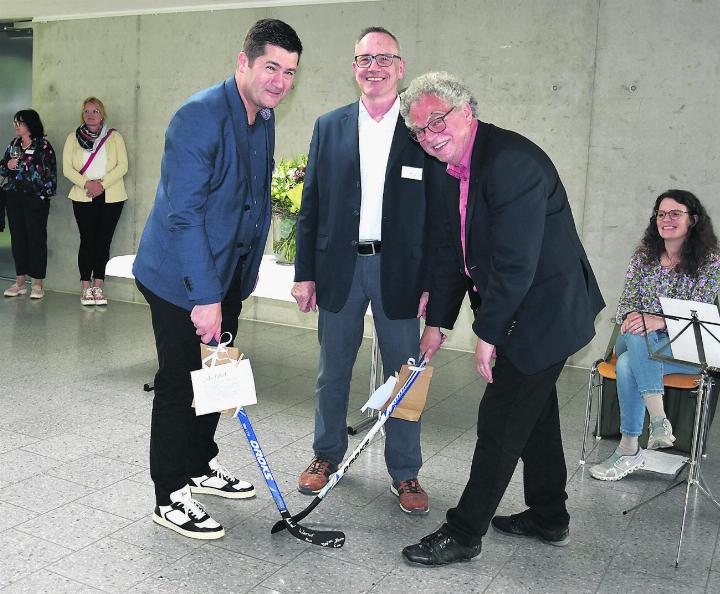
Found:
[133,19,302,540]
[292,27,430,514]
[398,72,605,565]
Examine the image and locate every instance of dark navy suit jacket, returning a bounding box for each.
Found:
[134,76,273,310]
[294,102,427,319]
[425,122,605,374]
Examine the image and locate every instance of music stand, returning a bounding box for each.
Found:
[623,299,720,566]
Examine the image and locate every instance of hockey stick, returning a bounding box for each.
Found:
[235,407,345,548]
[271,355,427,534]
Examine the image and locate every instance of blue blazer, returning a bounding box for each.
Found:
[294,102,428,319]
[134,76,274,310]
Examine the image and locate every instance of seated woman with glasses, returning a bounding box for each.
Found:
[590,189,720,481]
[63,97,128,306]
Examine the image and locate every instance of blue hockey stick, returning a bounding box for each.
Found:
[236,407,345,548]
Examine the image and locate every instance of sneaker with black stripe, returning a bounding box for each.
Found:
[153,485,224,540]
[189,456,255,499]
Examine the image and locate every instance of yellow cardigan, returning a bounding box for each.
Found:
[63,130,129,203]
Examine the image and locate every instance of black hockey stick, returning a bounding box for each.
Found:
[271,355,427,534]
[235,407,345,548]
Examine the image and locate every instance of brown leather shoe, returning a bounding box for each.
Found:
[391,478,429,514]
[298,456,337,495]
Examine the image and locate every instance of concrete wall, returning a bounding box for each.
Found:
[29,0,720,367]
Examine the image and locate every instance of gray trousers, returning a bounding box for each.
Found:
[313,254,422,482]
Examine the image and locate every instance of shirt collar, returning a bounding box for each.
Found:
[358,95,400,127]
[446,119,479,180]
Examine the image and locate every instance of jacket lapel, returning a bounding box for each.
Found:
[465,121,489,252]
[383,113,407,186]
[341,103,360,183]
[224,76,251,185]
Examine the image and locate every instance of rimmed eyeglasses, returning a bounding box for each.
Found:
[354,53,401,68]
[408,107,454,142]
[655,210,689,221]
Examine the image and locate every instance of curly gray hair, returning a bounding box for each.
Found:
[400,71,478,127]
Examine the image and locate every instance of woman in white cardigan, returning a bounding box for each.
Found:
[63,97,128,305]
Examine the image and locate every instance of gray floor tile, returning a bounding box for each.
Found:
[45,453,146,489]
[597,567,706,593]
[49,537,175,592]
[1,569,104,593]
[0,500,37,530]
[0,529,72,587]
[0,473,94,513]
[129,545,280,593]
[261,549,379,593]
[0,449,61,489]
[76,478,156,521]
[15,501,133,550]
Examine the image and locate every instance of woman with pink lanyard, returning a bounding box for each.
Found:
[63,97,128,306]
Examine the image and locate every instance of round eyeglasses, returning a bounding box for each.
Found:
[655,210,689,221]
[409,107,454,142]
[354,53,401,68]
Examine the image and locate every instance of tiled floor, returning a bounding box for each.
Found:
[2,290,720,593]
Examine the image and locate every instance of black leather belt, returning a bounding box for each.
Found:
[357,240,381,255]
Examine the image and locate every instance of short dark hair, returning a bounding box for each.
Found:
[243,19,303,64]
[14,109,45,139]
[639,189,718,276]
[356,26,399,49]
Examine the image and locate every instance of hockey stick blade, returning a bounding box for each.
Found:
[280,511,345,548]
[272,355,427,534]
[235,408,345,548]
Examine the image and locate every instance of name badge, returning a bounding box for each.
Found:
[24,149,35,155]
[401,166,423,181]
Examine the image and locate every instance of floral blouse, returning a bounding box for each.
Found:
[615,248,720,323]
[0,137,57,199]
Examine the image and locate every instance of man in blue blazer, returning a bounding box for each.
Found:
[399,72,605,566]
[133,19,302,540]
[292,27,431,514]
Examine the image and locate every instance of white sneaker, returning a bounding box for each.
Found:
[4,284,27,297]
[152,485,224,540]
[190,457,255,499]
[30,285,44,299]
[647,417,676,450]
[589,447,645,481]
[81,287,95,306]
[92,286,107,305]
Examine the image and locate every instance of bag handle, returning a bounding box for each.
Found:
[79,128,116,175]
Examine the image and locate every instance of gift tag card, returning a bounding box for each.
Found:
[191,358,257,415]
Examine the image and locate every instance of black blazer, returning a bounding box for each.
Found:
[294,102,428,319]
[425,122,605,374]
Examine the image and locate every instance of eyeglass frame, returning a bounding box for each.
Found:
[353,53,402,68]
[408,107,455,142]
[83,109,102,116]
[12,120,26,127]
[654,209,690,221]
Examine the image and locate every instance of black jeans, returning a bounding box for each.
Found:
[443,353,569,546]
[72,193,124,281]
[5,190,50,278]
[137,258,245,505]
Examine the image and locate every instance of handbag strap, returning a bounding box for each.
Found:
[79,128,116,175]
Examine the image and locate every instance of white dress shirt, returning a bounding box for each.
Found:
[357,96,400,241]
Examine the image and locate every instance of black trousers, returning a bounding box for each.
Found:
[443,353,569,547]
[5,190,50,278]
[72,193,124,281]
[137,258,245,505]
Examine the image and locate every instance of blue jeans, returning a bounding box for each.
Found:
[313,254,422,482]
[615,330,698,436]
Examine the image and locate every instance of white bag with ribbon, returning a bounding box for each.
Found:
[191,332,257,416]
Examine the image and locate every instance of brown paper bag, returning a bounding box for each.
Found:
[383,364,433,422]
[191,344,244,414]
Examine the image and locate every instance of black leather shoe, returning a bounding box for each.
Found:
[491,510,569,546]
[402,528,481,566]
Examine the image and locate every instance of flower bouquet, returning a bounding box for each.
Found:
[271,155,307,264]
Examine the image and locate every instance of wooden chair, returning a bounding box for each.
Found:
[579,326,701,465]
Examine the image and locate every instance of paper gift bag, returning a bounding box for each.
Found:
[383,364,433,422]
[191,342,257,415]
